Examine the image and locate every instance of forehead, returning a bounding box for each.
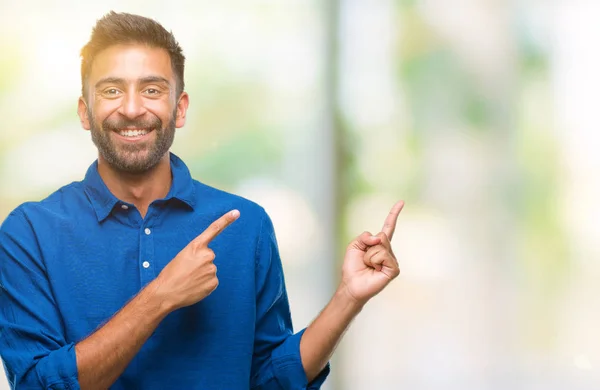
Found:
[88,44,174,85]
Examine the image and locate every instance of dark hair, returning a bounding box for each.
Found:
[80,11,185,98]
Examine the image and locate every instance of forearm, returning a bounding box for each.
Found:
[299,287,363,382]
[75,279,171,390]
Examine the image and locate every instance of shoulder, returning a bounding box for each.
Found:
[1,181,87,234]
[191,179,269,222]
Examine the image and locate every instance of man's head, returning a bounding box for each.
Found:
[77,12,189,174]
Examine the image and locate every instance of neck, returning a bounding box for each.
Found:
[97,153,172,218]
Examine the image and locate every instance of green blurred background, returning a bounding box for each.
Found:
[1,1,598,389]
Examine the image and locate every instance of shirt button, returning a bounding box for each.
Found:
[142,261,150,269]
[144,228,151,235]
[121,204,129,210]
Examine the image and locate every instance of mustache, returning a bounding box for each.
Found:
[102,116,163,132]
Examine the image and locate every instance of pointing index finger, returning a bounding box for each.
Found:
[193,209,240,247]
[381,200,404,240]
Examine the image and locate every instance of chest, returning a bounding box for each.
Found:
[42,214,257,343]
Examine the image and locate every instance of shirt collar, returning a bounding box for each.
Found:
[163,153,197,210]
[83,152,196,222]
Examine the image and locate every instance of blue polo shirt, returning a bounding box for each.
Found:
[0,153,329,389]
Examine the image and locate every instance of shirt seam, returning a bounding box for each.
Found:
[254,209,266,268]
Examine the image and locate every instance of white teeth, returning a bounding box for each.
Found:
[119,129,149,137]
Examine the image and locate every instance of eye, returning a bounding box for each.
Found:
[144,88,162,96]
[102,88,122,97]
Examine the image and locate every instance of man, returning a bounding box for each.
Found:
[0,11,403,390]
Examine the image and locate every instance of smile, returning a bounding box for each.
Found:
[118,129,150,138]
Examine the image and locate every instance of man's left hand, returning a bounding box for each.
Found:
[338,200,404,306]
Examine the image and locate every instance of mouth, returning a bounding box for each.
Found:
[114,128,153,141]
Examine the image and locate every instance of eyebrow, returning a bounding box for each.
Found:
[94,76,171,89]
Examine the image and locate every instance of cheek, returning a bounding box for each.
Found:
[93,101,121,122]
[145,101,175,121]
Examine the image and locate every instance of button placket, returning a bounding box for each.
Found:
[140,225,156,284]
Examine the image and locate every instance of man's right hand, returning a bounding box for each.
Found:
[154,209,240,311]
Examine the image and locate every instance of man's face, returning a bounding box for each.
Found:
[78,44,188,173]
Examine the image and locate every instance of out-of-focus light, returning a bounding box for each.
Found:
[0,125,96,197]
[573,355,592,371]
[235,178,322,267]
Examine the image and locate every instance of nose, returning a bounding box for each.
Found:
[118,91,147,119]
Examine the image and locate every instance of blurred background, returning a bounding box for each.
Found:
[1,0,599,389]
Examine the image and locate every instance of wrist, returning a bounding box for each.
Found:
[142,277,176,316]
[333,283,365,314]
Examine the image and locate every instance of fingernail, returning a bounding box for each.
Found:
[231,210,240,218]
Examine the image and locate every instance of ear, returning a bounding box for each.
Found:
[78,97,91,130]
[175,92,189,129]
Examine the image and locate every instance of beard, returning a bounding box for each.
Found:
[89,108,176,174]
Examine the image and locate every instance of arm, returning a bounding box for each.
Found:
[300,201,404,381]
[0,211,79,389]
[77,209,239,389]
[250,213,330,390]
[74,280,168,389]
[78,209,241,389]
[0,209,239,389]
[250,201,403,389]
[299,288,362,381]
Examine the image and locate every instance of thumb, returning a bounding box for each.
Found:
[350,231,381,251]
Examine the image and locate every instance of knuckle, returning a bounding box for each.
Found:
[202,249,215,261]
[192,241,206,253]
[369,246,382,256]
[188,240,200,251]
[379,241,390,250]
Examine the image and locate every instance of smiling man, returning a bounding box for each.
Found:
[0,11,403,390]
